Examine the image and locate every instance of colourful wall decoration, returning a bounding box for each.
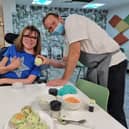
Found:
[114,33,128,45]
[109,15,122,27]
[109,15,129,45]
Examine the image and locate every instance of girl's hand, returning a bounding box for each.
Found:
[0,57,21,74]
[0,66,7,74]
[0,78,7,84]
[10,57,21,69]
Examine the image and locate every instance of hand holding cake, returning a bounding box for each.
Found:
[35,57,43,66]
[35,55,50,66]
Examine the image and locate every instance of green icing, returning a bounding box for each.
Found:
[58,84,77,96]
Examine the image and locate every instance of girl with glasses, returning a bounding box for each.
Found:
[0,25,42,85]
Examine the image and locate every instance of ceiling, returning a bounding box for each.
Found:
[15,0,129,9]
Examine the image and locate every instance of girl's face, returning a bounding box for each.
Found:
[22,29,38,51]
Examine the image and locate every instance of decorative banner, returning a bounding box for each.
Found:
[124,15,129,25]
[109,15,129,45]
[109,15,121,27]
[115,20,129,33]
[114,33,129,45]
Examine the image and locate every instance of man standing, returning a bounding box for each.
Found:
[40,13,127,128]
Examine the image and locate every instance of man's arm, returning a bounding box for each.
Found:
[46,42,81,86]
[48,56,67,68]
[62,42,80,81]
[36,55,67,68]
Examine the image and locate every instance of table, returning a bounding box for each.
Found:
[0,83,126,129]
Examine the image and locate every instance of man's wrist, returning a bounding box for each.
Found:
[47,59,50,65]
[62,76,69,82]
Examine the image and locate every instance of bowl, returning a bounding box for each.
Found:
[63,94,81,110]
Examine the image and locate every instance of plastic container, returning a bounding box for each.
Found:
[88,99,95,112]
[48,88,58,96]
[50,100,62,119]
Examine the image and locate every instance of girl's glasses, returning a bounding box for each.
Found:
[23,35,37,39]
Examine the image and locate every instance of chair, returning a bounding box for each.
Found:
[76,79,109,111]
[76,61,86,82]
[4,33,19,44]
[0,33,18,61]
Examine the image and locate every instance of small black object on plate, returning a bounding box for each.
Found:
[88,105,94,112]
[48,88,58,96]
[50,100,62,111]
[50,100,62,119]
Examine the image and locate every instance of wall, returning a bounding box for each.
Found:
[0,16,4,48]
[2,0,16,33]
[12,5,108,49]
[106,4,129,60]
[0,0,3,17]
[0,0,4,47]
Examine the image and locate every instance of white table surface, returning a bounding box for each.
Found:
[0,83,126,129]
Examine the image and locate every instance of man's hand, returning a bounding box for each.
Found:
[46,78,68,87]
[36,55,50,65]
